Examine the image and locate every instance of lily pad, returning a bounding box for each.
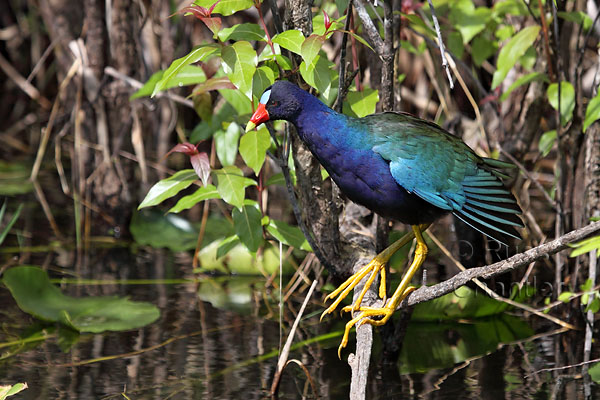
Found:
[2,266,160,333]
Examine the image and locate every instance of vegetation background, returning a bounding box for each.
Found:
[2,0,600,398]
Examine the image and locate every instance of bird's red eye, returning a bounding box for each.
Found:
[271,101,279,107]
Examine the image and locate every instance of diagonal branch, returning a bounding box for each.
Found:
[404,221,600,308]
[351,0,384,56]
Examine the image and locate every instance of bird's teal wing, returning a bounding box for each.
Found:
[363,112,523,243]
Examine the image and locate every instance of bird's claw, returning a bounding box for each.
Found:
[320,260,387,323]
[336,286,416,358]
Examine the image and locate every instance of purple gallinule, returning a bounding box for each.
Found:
[246,81,523,356]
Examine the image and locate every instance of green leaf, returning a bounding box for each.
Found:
[493,0,529,17]
[152,44,219,96]
[275,54,293,70]
[500,71,549,101]
[240,127,271,175]
[471,36,497,67]
[589,362,600,383]
[222,41,257,101]
[447,31,464,59]
[495,25,515,41]
[581,278,593,292]
[300,34,325,68]
[492,25,540,90]
[266,219,311,251]
[2,266,159,332]
[569,235,600,258]
[216,235,241,258]
[519,45,537,70]
[299,55,337,100]
[159,65,207,89]
[265,172,284,186]
[585,297,600,313]
[219,88,252,115]
[138,169,198,209]
[557,11,593,31]
[214,122,241,166]
[449,1,492,44]
[252,65,275,101]
[547,82,575,126]
[272,30,305,55]
[0,383,27,399]
[558,291,574,303]
[193,0,253,16]
[233,203,264,252]
[398,12,436,39]
[584,91,600,132]
[346,31,374,52]
[346,88,379,118]
[400,40,424,55]
[0,202,23,246]
[131,70,164,99]
[213,166,256,209]
[168,185,220,213]
[538,130,556,157]
[218,23,266,42]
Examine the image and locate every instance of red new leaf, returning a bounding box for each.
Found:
[180,5,211,18]
[179,0,222,19]
[323,10,332,32]
[167,143,199,157]
[165,142,211,186]
[190,152,211,186]
[200,16,222,37]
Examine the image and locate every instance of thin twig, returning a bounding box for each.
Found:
[499,146,557,211]
[32,180,63,240]
[104,66,194,108]
[351,0,384,55]
[0,52,52,109]
[427,0,454,89]
[30,58,80,181]
[427,231,576,330]
[334,3,353,114]
[404,221,600,308]
[446,54,487,144]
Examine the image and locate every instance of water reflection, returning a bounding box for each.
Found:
[0,248,597,399]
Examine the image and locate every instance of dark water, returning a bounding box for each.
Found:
[0,247,598,399]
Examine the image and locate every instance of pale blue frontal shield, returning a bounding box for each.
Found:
[260,89,271,105]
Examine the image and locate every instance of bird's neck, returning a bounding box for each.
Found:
[289,97,356,151]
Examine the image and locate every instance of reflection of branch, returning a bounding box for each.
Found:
[270,280,318,396]
[404,221,600,308]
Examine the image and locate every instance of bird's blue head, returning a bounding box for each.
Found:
[245,81,311,132]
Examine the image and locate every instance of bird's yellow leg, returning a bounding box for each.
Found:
[336,224,429,356]
[321,226,421,321]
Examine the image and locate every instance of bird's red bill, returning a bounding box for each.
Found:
[249,103,269,126]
